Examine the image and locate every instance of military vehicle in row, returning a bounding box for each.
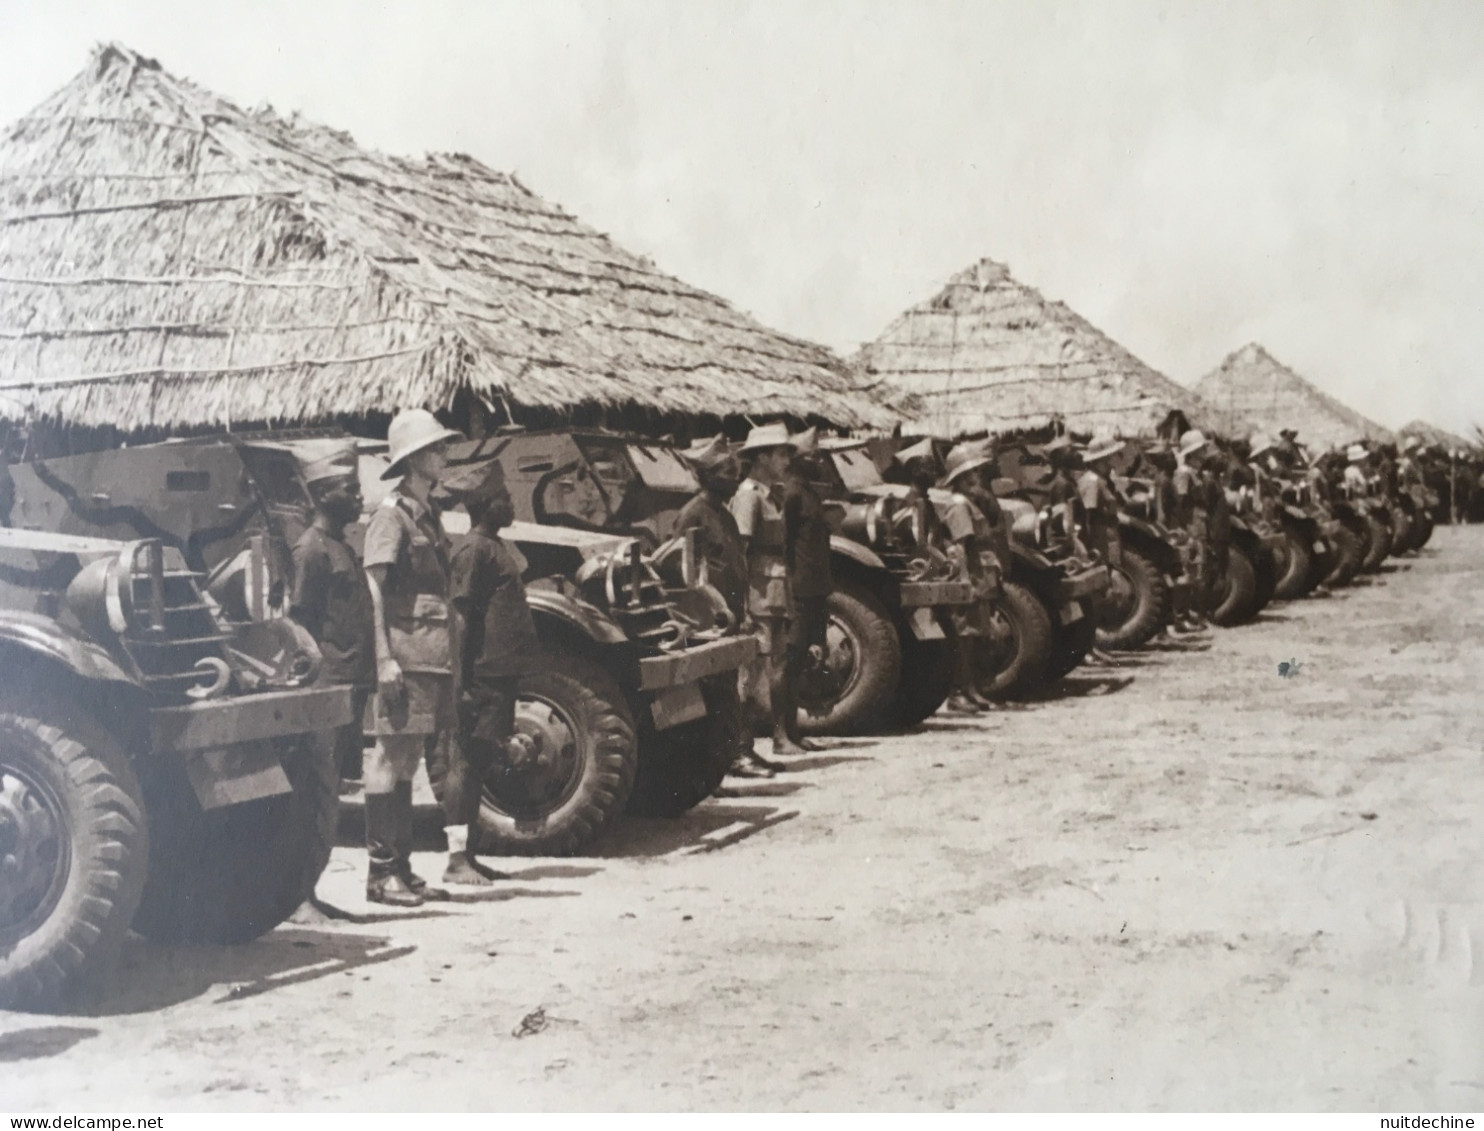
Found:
[1,448,353,1008]
[439,429,976,736]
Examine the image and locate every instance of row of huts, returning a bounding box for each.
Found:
[0,44,1467,456]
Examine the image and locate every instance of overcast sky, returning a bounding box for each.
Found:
[3,0,1482,434]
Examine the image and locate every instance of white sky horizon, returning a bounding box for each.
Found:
[2,0,1481,437]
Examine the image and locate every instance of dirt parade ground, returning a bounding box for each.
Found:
[2,527,1481,1112]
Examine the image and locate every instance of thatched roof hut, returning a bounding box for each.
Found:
[1195,343,1391,450]
[0,44,898,444]
[1398,419,1475,452]
[852,257,1218,439]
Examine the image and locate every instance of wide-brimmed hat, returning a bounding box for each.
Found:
[382,408,463,479]
[738,422,796,454]
[681,434,735,472]
[789,426,820,455]
[1248,433,1275,459]
[437,458,507,508]
[1040,433,1073,455]
[1402,435,1422,452]
[1346,443,1369,463]
[942,441,994,485]
[1278,428,1299,442]
[1081,438,1125,464]
[293,438,359,485]
[894,437,938,467]
[1178,429,1209,458]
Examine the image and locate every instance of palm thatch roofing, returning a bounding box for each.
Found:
[1195,343,1392,450]
[0,44,898,437]
[1398,419,1475,451]
[852,257,1219,439]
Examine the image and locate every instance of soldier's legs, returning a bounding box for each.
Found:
[363,734,423,905]
[766,616,806,757]
[445,678,518,884]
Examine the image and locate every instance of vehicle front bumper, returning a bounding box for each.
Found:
[638,634,756,692]
[1059,563,1110,604]
[898,579,975,608]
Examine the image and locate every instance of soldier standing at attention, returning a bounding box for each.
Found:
[1077,438,1126,663]
[782,428,832,750]
[1173,429,1212,631]
[939,440,1000,713]
[441,459,540,886]
[362,409,463,907]
[289,440,375,787]
[675,435,748,625]
[730,423,804,763]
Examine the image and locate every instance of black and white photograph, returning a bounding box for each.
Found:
[0,0,1481,1115]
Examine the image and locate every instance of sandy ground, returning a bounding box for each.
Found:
[2,527,1482,1112]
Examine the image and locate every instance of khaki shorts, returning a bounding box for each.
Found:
[368,671,455,737]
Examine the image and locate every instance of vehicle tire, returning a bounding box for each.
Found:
[1413,509,1435,550]
[1273,525,1314,601]
[796,582,902,736]
[453,649,637,856]
[132,733,338,944]
[889,637,955,728]
[1095,548,1169,651]
[1048,610,1098,680]
[979,581,1054,700]
[0,692,149,1010]
[1360,511,1392,572]
[1324,519,1365,587]
[1390,501,1417,554]
[1210,547,1259,626]
[626,675,740,818]
[1251,541,1279,611]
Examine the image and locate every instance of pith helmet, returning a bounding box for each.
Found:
[383,409,463,480]
[739,421,796,454]
[942,441,993,485]
[1402,435,1422,452]
[1178,429,1209,458]
[1346,443,1369,463]
[1248,433,1275,459]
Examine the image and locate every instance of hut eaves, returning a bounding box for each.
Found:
[0,44,899,433]
[853,257,1220,438]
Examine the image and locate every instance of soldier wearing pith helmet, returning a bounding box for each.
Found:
[362,408,463,906]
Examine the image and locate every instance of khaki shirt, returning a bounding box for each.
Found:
[363,486,453,674]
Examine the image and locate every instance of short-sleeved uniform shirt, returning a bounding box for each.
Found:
[675,491,748,618]
[291,525,375,688]
[729,478,790,618]
[362,486,453,674]
[782,474,833,599]
[449,530,542,684]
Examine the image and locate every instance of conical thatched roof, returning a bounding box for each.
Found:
[1195,343,1391,450]
[852,257,1218,438]
[1399,419,1475,451]
[0,44,898,434]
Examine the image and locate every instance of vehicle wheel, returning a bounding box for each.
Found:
[1324,520,1364,586]
[797,582,902,736]
[1413,509,1435,550]
[889,637,955,728]
[979,581,1054,700]
[460,649,636,856]
[1095,548,1170,650]
[1251,541,1278,611]
[1360,512,1392,572]
[132,734,338,944]
[1390,502,1416,554]
[1048,611,1098,680]
[1210,547,1259,626]
[1273,526,1314,601]
[0,693,149,1010]
[626,676,740,818]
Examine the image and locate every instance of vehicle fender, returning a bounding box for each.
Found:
[1117,514,1163,542]
[524,588,629,646]
[1008,541,1055,575]
[0,611,136,686]
[828,534,886,572]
